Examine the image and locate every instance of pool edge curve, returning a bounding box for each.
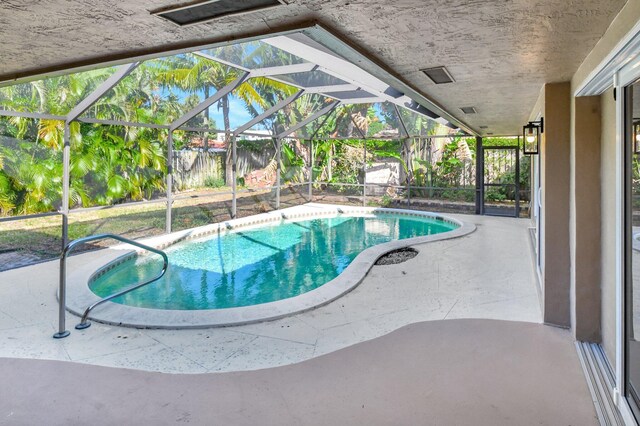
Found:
[64,205,476,329]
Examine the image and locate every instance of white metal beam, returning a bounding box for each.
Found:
[265,37,404,97]
[240,132,275,139]
[248,63,316,77]
[0,109,173,130]
[337,97,384,104]
[393,104,410,138]
[298,26,476,136]
[263,35,460,131]
[66,62,140,122]
[195,54,329,93]
[179,125,223,133]
[170,72,249,131]
[233,89,304,136]
[78,117,169,129]
[309,107,337,140]
[0,110,65,121]
[304,84,358,94]
[193,51,250,72]
[276,100,340,139]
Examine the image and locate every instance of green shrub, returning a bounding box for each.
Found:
[204,176,225,188]
[485,188,506,202]
[380,194,394,207]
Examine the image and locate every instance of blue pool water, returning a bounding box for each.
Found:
[90,214,458,310]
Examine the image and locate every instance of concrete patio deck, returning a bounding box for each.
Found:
[0,209,599,425]
[0,319,596,425]
[0,210,541,373]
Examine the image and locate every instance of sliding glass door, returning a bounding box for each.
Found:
[624,81,640,421]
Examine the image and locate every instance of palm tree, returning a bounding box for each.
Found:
[0,65,175,214]
[0,46,309,216]
[156,51,297,185]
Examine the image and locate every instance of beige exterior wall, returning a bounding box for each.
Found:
[568,0,640,369]
[571,95,602,341]
[551,0,640,367]
[600,88,618,368]
[541,82,572,328]
[528,83,577,328]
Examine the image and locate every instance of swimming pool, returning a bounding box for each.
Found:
[90,212,458,310]
[66,206,474,328]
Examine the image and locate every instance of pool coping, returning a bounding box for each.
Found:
[64,205,476,329]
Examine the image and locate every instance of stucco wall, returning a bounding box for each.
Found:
[600,87,618,369]
[542,82,572,328]
[566,0,640,369]
[527,83,575,327]
[571,95,602,341]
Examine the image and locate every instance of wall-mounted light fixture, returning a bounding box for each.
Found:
[523,117,543,155]
[633,119,640,154]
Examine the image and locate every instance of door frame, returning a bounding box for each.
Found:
[570,17,640,425]
[616,58,640,424]
[533,150,543,275]
[622,75,640,421]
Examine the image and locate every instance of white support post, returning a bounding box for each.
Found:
[427,138,434,198]
[54,121,72,339]
[362,140,367,207]
[61,122,71,249]
[405,137,412,206]
[308,139,313,202]
[232,135,237,218]
[166,131,173,233]
[276,138,282,209]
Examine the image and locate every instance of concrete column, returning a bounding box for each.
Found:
[541,82,572,328]
[571,96,602,341]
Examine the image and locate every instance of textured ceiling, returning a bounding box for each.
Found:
[0,0,627,135]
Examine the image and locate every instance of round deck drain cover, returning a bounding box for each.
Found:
[375,248,419,265]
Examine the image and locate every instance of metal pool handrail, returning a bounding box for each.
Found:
[53,233,168,339]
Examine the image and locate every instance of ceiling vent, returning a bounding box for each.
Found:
[421,66,455,84]
[460,106,477,114]
[153,0,286,26]
[479,125,488,129]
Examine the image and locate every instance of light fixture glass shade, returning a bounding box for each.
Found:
[523,122,540,155]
